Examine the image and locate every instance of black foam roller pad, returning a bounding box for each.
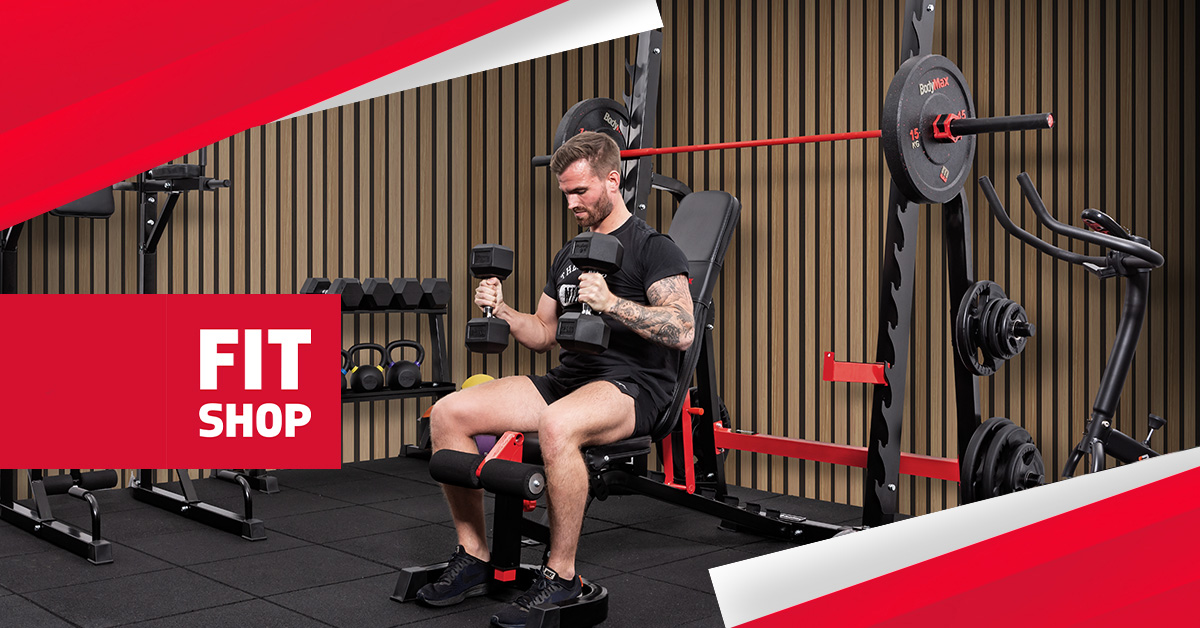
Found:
[428,450,485,489]
[40,470,119,495]
[478,458,545,500]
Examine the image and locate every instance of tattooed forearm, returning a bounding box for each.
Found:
[605,275,695,350]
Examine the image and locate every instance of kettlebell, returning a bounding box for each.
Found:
[348,343,387,392]
[384,340,425,389]
[341,349,352,391]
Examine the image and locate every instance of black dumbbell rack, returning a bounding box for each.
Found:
[338,299,455,459]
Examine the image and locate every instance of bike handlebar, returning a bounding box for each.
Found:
[978,173,1164,271]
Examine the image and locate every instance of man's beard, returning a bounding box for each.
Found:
[576,192,614,229]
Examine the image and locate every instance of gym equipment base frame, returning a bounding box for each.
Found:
[116,151,267,541]
[0,469,118,565]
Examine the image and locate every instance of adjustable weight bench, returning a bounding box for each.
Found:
[393,190,850,625]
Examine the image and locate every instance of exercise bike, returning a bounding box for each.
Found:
[978,172,1166,479]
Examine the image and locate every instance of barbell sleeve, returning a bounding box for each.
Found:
[949,113,1054,137]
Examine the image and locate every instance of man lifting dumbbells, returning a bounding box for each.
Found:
[421,131,695,627]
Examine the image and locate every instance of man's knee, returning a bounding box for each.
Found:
[537,410,585,461]
[429,391,475,442]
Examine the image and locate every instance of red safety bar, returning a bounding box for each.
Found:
[821,351,889,385]
[711,424,959,482]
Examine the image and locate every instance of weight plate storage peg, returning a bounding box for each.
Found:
[881,54,977,205]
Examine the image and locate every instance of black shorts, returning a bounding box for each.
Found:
[526,370,659,438]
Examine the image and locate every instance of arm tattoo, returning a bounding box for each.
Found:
[607,274,695,350]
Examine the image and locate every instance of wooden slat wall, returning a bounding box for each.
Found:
[11,0,1197,516]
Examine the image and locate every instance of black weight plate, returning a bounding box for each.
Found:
[981,297,1008,363]
[981,422,1032,498]
[953,280,1007,376]
[997,300,1030,359]
[953,282,987,376]
[881,54,977,204]
[552,97,630,154]
[977,297,1005,374]
[959,416,1011,504]
[1005,442,1045,492]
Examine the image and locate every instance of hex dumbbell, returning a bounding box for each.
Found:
[556,232,624,354]
[420,278,451,309]
[362,278,395,309]
[465,244,515,353]
[390,278,424,309]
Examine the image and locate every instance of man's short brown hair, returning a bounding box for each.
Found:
[549,131,622,181]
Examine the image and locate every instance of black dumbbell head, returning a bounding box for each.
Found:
[329,278,365,308]
[470,244,515,280]
[362,278,395,308]
[569,232,624,274]
[556,311,610,354]
[465,315,510,353]
[420,278,450,308]
[301,277,331,294]
[391,278,424,308]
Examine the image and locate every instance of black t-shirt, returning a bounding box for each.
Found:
[542,215,690,415]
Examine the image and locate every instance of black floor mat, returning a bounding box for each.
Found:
[24,568,252,628]
[188,545,392,597]
[0,595,75,628]
[122,526,310,566]
[119,598,331,628]
[4,461,871,627]
[0,542,171,594]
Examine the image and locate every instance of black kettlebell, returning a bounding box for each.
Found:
[384,340,425,389]
[341,349,352,391]
[348,343,387,392]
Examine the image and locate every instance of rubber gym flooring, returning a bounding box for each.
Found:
[0,458,868,628]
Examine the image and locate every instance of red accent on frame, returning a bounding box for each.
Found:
[477,431,524,477]
[822,352,889,386]
[494,569,516,583]
[663,392,704,493]
[711,423,959,482]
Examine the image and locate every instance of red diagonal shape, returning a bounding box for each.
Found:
[0,0,565,229]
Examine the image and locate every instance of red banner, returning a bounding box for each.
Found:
[0,294,341,468]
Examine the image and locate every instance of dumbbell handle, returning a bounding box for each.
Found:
[474,275,506,318]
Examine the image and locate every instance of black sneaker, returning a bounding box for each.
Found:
[416,545,491,607]
[491,566,583,628]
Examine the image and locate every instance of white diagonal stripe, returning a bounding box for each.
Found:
[710,447,1200,627]
[282,0,663,120]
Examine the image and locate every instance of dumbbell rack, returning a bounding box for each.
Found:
[339,302,455,457]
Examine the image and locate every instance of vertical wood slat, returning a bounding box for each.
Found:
[9,0,1197,513]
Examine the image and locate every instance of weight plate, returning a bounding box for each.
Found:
[980,422,1023,499]
[980,297,1008,364]
[959,416,1012,504]
[953,280,1006,376]
[995,300,1030,359]
[1005,442,1045,493]
[552,97,630,154]
[881,54,977,205]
